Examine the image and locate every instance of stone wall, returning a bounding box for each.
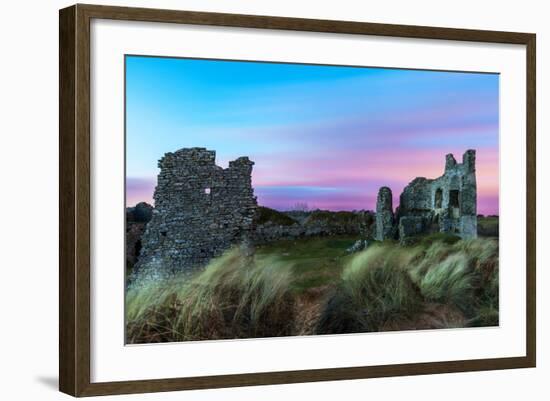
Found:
[253,209,373,244]
[133,148,257,280]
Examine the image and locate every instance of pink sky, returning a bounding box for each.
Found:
[126,58,499,215]
[127,147,498,215]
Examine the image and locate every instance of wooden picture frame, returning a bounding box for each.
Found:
[59,3,536,397]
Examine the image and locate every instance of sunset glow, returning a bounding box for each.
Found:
[126,56,499,215]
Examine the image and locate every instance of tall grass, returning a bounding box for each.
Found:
[316,236,499,333]
[315,244,423,334]
[411,237,499,323]
[127,235,499,343]
[126,249,295,343]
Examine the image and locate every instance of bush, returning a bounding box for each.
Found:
[126,202,153,223]
[306,210,359,225]
[255,206,297,226]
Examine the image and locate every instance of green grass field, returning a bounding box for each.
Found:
[255,236,357,293]
[126,234,498,343]
[478,216,499,237]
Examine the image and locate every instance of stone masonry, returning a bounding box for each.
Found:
[375,149,477,243]
[375,187,395,241]
[133,148,257,280]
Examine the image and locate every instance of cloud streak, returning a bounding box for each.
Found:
[125,56,499,215]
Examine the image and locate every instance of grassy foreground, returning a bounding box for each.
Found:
[126,235,498,343]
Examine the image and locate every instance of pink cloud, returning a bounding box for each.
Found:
[127,147,499,215]
[252,147,498,213]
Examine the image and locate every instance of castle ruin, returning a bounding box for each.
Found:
[133,148,257,280]
[375,149,477,243]
[131,147,478,281]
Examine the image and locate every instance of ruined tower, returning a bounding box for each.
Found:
[134,148,258,280]
[376,149,477,243]
[375,187,395,241]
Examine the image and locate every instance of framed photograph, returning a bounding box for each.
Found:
[59,4,536,397]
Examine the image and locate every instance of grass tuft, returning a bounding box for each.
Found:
[315,244,423,334]
[126,248,295,343]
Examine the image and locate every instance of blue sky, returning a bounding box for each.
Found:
[126,55,499,214]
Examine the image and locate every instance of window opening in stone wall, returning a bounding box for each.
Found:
[449,190,460,208]
[434,188,443,208]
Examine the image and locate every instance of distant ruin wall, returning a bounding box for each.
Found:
[252,210,373,244]
[133,148,257,281]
